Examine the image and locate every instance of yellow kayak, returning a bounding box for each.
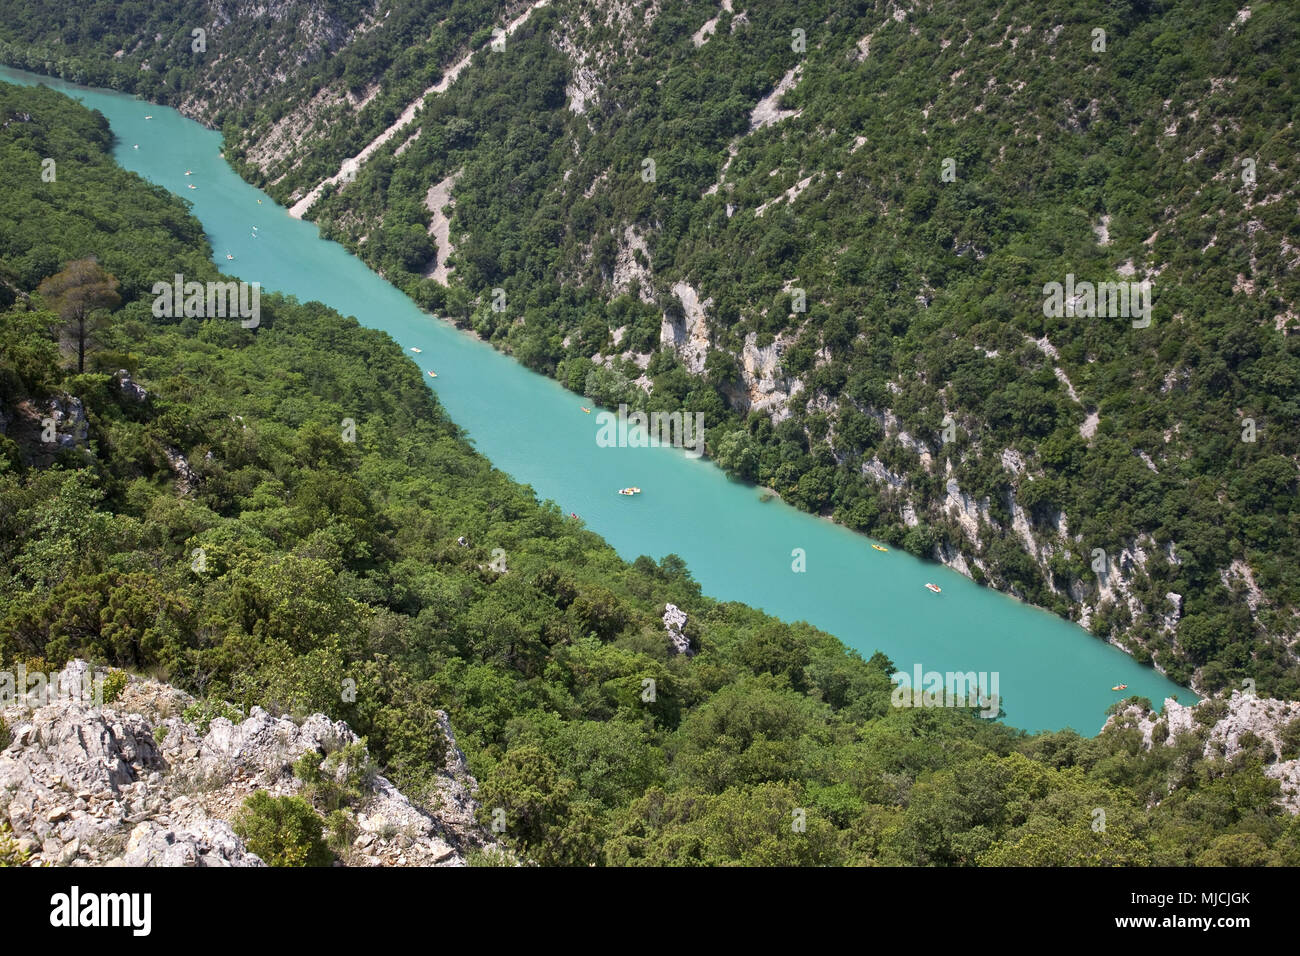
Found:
[872,544,888,552]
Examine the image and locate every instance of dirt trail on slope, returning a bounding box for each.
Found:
[289,0,551,219]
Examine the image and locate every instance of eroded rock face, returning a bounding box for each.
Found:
[663,603,692,656]
[1105,691,1300,812]
[0,662,501,866]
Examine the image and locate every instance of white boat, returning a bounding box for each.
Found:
[409,347,422,353]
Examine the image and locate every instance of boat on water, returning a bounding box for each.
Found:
[185,170,192,176]
[225,252,234,260]
[409,347,422,353]
[924,583,941,593]
[145,115,152,120]
[1112,684,1128,691]
[617,487,641,496]
[187,184,196,189]
[580,407,591,413]
[427,370,438,378]
[872,544,888,552]
[132,144,139,149]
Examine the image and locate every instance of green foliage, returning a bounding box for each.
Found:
[324,809,358,854]
[0,821,29,866]
[231,791,332,868]
[181,699,245,736]
[1279,717,1300,762]
[100,669,127,704]
[465,846,517,866]
[294,741,374,814]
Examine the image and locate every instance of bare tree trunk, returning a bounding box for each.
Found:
[77,311,86,372]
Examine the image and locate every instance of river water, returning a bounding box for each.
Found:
[0,65,1193,732]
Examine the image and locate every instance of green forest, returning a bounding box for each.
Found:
[2,81,1300,866]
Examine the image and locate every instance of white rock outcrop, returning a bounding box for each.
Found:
[0,663,499,866]
[663,604,692,655]
[1106,691,1300,812]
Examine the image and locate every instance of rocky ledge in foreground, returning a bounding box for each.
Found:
[0,662,502,866]
[1106,690,1300,812]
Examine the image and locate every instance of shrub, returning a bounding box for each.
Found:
[324,810,358,854]
[1279,717,1300,762]
[182,698,245,735]
[292,741,374,813]
[466,846,516,867]
[100,669,127,705]
[0,822,28,866]
[231,791,332,867]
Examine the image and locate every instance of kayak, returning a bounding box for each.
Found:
[872,544,888,552]
[581,407,591,413]
[1112,684,1128,691]
[924,583,941,593]
[427,370,438,378]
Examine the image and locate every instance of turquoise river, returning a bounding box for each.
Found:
[0,65,1195,732]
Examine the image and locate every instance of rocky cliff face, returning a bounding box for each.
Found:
[1106,691,1300,813]
[0,662,500,866]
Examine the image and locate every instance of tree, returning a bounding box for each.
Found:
[37,257,120,373]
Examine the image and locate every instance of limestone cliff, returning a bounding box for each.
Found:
[0,662,502,866]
